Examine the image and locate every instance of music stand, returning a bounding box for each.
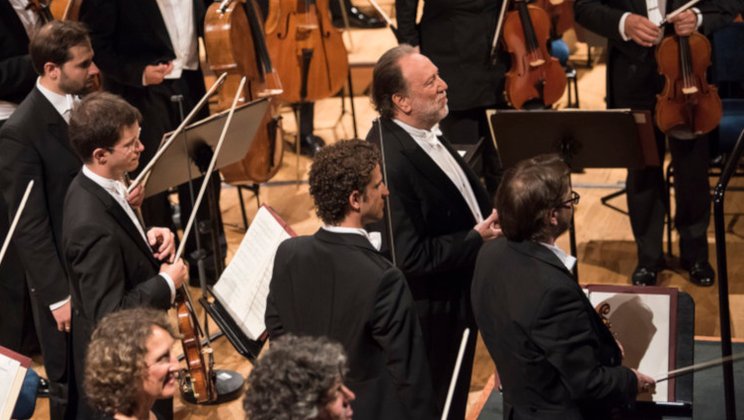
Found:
[487,109,658,280]
[200,291,265,361]
[143,97,271,198]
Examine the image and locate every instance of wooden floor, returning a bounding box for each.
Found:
[29,20,744,420]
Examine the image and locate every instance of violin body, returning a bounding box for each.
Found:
[205,0,284,183]
[176,289,216,403]
[655,32,722,139]
[502,1,567,109]
[265,0,348,103]
[534,0,574,37]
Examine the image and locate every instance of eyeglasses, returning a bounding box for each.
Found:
[107,137,142,154]
[559,191,580,208]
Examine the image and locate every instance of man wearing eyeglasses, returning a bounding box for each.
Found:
[472,154,656,419]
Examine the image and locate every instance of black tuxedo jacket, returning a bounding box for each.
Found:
[266,229,437,420]
[472,238,637,420]
[0,87,80,307]
[0,2,36,105]
[63,171,172,397]
[574,0,733,108]
[395,0,506,111]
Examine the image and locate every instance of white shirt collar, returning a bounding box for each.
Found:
[36,79,76,122]
[82,165,127,198]
[540,241,577,271]
[392,119,443,146]
[321,225,382,251]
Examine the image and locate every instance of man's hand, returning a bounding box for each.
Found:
[126,183,144,209]
[161,259,188,289]
[670,9,697,37]
[147,227,175,262]
[51,300,71,333]
[474,209,502,241]
[624,14,662,47]
[143,62,173,86]
[633,369,657,394]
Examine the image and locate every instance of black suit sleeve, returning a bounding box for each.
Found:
[265,243,288,339]
[388,180,483,278]
[0,54,35,103]
[65,226,171,321]
[698,2,737,34]
[0,127,69,306]
[574,0,628,42]
[395,0,420,46]
[531,285,637,405]
[80,0,148,88]
[370,268,436,419]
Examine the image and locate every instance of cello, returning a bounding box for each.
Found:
[264,0,349,104]
[204,0,285,184]
[655,31,722,139]
[495,0,567,109]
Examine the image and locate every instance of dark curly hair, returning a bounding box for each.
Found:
[244,335,348,420]
[84,308,178,417]
[371,45,416,119]
[308,140,380,225]
[496,154,570,242]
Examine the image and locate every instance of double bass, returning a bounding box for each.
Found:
[264,0,349,104]
[655,31,722,139]
[496,0,567,109]
[205,0,285,184]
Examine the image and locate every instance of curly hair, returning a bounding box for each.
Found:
[84,308,178,417]
[308,140,380,225]
[371,45,416,119]
[496,154,570,242]
[244,335,348,420]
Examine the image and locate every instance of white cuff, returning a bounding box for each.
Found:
[49,295,71,311]
[692,7,703,28]
[619,12,632,41]
[159,272,176,304]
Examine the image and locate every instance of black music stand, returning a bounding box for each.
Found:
[200,290,265,361]
[487,109,658,280]
[144,97,271,402]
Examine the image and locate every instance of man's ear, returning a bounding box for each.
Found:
[392,92,411,115]
[548,208,559,226]
[43,62,60,80]
[92,147,109,165]
[348,190,362,212]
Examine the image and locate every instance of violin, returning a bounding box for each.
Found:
[534,0,575,39]
[655,31,722,139]
[204,0,285,183]
[176,286,216,403]
[501,0,567,109]
[264,0,349,104]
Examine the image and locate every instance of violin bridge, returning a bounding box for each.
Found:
[682,86,698,95]
[529,58,546,68]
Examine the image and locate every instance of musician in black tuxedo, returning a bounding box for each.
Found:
[366,45,501,419]
[472,154,656,420]
[266,140,437,419]
[574,0,732,287]
[80,0,225,285]
[63,92,188,419]
[396,0,507,194]
[0,21,100,419]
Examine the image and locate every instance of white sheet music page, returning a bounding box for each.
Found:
[213,206,293,340]
[0,347,29,420]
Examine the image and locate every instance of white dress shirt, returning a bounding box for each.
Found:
[35,79,77,123]
[155,0,198,80]
[540,241,577,271]
[392,119,484,223]
[322,225,382,251]
[81,166,176,302]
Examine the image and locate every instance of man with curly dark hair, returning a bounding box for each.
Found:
[84,307,179,420]
[244,334,354,420]
[266,140,436,419]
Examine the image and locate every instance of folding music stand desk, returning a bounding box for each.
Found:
[487,109,658,281]
[144,97,271,362]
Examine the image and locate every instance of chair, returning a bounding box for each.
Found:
[664,22,744,255]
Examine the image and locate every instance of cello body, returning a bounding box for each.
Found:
[204,0,284,183]
[502,1,567,109]
[264,0,348,103]
[655,32,722,139]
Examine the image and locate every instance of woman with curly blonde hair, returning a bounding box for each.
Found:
[84,308,179,420]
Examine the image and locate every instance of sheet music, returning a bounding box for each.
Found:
[0,349,26,420]
[213,206,293,340]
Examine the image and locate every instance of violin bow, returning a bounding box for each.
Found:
[441,328,471,420]
[655,351,744,383]
[659,0,701,27]
[376,117,397,267]
[366,0,399,39]
[490,0,511,65]
[0,180,34,267]
[127,72,228,194]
